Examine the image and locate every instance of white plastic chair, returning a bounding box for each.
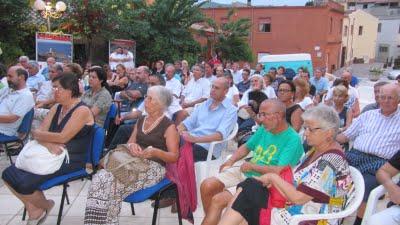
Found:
[361,174,400,225]
[289,166,365,225]
[195,123,239,184]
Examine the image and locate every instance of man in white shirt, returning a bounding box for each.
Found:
[231,62,242,85]
[337,83,400,225]
[204,62,216,84]
[39,57,56,80]
[123,48,135,69]
[26,61,46,92]
[35,64,63,107]
[0,66,34,137]
[181,65,210,109]
[109,47,125,71]
[164,64,187,124]
[17,56,30,70]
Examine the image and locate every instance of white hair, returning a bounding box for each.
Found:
[302,105,340,135]
[148,85,172,110]
[19,56,29,62]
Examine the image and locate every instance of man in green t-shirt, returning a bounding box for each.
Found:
[200,99,304,225]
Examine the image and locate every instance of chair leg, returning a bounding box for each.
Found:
[65,185,70,205]
[57,184,68,225]
[130,203,135,215]
[22,207,27,221]
[152,197,160,225]
[5,145,13,164]
[174,185,183,225]
[8,155,13,164]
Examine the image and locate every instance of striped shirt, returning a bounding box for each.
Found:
[343,108,400,159]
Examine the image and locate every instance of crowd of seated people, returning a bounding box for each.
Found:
[0,55,399,225]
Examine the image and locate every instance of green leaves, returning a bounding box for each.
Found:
[0,0,32,66]
[205,8,254,62]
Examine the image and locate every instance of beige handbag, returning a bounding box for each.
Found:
[103,144,150,186]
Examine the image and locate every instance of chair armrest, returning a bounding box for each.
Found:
[205,123,239,162]
[362,174,400,225]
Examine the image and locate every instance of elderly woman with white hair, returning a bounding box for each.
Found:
[237,74,277,134]
[84,85,179,225]
[218,105,353,225]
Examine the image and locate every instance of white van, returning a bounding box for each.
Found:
[259,53,313,79]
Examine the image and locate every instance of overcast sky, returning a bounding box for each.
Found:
[211,0,310,6]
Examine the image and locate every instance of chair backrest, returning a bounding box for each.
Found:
[17,108,34,140]
[103,104,118,130]
[86,125,105,169]
[345,167,365,212]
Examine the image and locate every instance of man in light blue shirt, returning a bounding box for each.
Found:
[26,61,45,92]
[39,57,56,80]
[178,77,237,161]
[310,67,329,97]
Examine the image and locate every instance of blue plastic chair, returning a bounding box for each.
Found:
[21,125,105,225]
[0,108,34,164]
[124,178,182,225]
[103,103,118,132]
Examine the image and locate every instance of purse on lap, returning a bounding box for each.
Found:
[15,140,69,175]
[103,144,150,186]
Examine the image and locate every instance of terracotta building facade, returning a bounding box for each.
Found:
[200,1,345,73]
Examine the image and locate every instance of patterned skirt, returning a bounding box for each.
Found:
[84,160,165,225]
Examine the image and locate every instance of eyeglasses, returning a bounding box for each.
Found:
[278,89,293,93]
[257,112,277,118]
[379,95,396,101]
[304,126,322,133]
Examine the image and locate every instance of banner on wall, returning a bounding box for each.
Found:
[36,32,73,66]
[109,39,136,69]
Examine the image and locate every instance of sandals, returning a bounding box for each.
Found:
[26,200,55,225]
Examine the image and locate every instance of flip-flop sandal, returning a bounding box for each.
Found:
[26,211,46,225]
[37,200,55,225]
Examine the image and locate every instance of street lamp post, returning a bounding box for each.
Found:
[33,0,67,32]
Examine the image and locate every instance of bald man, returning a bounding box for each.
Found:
[178,77,237,162]
[200,99,304,225]
[0,66,34,137]
[40,57,56,80]
[337,84,400,225]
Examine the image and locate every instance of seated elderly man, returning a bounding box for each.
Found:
[26,61,46,92]
[200,99,304,225]
[366,150,400,225]
[0,66,34,139]
[180,65,210,110]
[32,64,63,129]
[310,67,329,102]
[35,64,63,108]
[118,65,149,111]
[361,81,389,114]
[337,83,400,225]
[177,77,237,162]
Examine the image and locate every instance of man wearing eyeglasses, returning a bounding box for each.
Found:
[336,83,400,225]
[200,99,304,225]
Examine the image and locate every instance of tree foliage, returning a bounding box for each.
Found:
[58,0,204,65]
[0,0,205,66]
[205,8,254,62]
[124,0,205,65]
[0,0,33,66]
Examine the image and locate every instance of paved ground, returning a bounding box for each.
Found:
[0,69,396,224]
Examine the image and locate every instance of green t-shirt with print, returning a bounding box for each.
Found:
[244,125,304,177]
